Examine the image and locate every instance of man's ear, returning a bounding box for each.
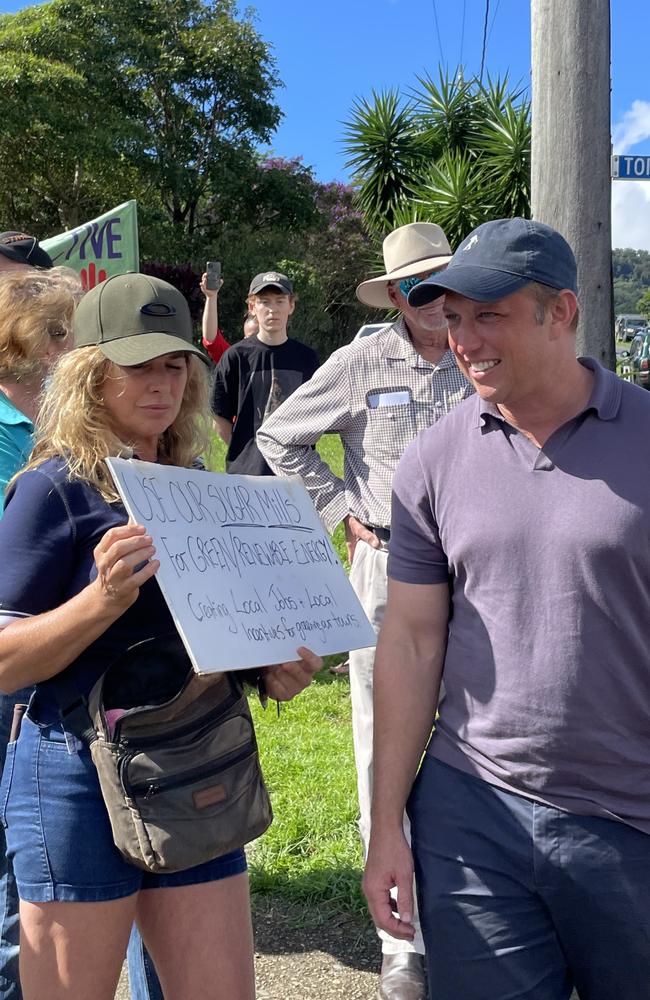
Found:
[288,296,296,316]
[550,289,578,332]
[386,283,400,308]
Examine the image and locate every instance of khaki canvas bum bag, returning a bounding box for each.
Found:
[52,634,273,874]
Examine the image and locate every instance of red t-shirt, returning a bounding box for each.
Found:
[202,329,230,364]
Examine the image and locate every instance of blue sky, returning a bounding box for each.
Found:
[246,0,649,250]
[2,0,649,248]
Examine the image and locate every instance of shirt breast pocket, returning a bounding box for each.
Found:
[364,390,416,463]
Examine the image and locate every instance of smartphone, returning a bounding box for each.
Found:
[205,260,221,291]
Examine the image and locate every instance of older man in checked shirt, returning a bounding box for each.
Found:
[257,223,473,1000]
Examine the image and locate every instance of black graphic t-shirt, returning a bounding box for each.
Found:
[211,336,319,475]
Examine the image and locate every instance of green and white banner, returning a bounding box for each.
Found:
[42,200,139,291]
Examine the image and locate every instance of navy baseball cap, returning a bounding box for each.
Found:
[0,231,53,269]
[408,218,578,307]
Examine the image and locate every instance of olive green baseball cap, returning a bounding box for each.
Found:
[73,273,207,365]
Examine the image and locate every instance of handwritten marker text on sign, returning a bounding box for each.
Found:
[106,458,377,674]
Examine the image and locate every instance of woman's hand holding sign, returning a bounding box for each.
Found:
[262,646,323,701]
[92,523,160,613]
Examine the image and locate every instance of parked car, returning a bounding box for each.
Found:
[620,329,650,388]
[615,314,647,342]
[353,322,391,341]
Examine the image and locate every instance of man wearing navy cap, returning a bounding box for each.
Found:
[364,217,650,999]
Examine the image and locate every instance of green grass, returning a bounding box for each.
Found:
[207,431,364,913]
[248,674,364,914]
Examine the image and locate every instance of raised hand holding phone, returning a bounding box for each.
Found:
[205,260,221,291]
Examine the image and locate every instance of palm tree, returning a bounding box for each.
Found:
[342,69,531,246]
[342,89,430,234]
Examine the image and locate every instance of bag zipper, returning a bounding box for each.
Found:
[115,687,241,750]
[125,740,256,801]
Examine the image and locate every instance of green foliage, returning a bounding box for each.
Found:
[0,1,142,230]
[412,71,479,154]
[638,288,650,320]
[0,0,280,239]
[343,89,429,230]
[343,68,531,245]
[613,249,650,315]
[203,167,376,355]
[0,2,378,357]
[473,93,531,219]
[409,150,494,248]
[613,247,650,283]
[275,184,377,358]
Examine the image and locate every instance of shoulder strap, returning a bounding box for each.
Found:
[44,671,97,746]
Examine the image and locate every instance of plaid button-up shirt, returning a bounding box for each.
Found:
[257,318,473,533]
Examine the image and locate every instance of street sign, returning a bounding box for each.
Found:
[612,155,650,180]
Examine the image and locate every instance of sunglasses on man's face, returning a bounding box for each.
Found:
[398,273,432,297]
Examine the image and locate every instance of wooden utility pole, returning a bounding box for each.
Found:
[531,0,614,368]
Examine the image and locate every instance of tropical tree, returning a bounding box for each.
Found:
[343,69,531,247]
[343,89,430,230]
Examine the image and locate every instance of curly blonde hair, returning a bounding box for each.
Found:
[0,267,83,380]
[18,347,211,502]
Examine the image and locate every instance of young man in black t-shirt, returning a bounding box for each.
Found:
[211,271,319,475]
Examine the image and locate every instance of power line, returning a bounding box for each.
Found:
[431,0,444,67]
[479,0,491,82]
[459,0,467,70]
[487,0,502,47]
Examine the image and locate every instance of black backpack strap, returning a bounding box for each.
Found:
[44,671,97,747]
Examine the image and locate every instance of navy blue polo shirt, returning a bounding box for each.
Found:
[0,458,175,724]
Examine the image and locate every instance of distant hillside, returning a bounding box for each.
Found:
[613,248,650,313]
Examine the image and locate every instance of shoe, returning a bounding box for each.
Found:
[329,658,349,676]
[377,952,426,1000]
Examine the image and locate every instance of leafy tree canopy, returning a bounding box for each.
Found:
[0,0,280,237]
[612,249,650,315]
[0,3,381,355]
[638,288,650,321]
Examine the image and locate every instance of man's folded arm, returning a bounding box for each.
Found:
[257,353,353,532]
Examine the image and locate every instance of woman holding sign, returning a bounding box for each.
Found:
[0,273,321,1000]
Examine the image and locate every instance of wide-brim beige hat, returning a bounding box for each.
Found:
[356,222,452,309]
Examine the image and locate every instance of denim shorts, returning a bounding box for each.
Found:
[0,716,247,902]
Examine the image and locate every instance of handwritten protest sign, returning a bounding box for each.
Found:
[107,458,377,673]
[42,201,139,291]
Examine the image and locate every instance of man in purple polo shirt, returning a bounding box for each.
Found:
[364,217,650,1000]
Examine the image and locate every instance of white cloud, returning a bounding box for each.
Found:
[612,100,650,152]
[612,183,650,250]
[612,101,650,250]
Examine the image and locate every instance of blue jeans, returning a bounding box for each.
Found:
[408,755,650,1000]
[127,928,163,1000]
[0,689,31,1000]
